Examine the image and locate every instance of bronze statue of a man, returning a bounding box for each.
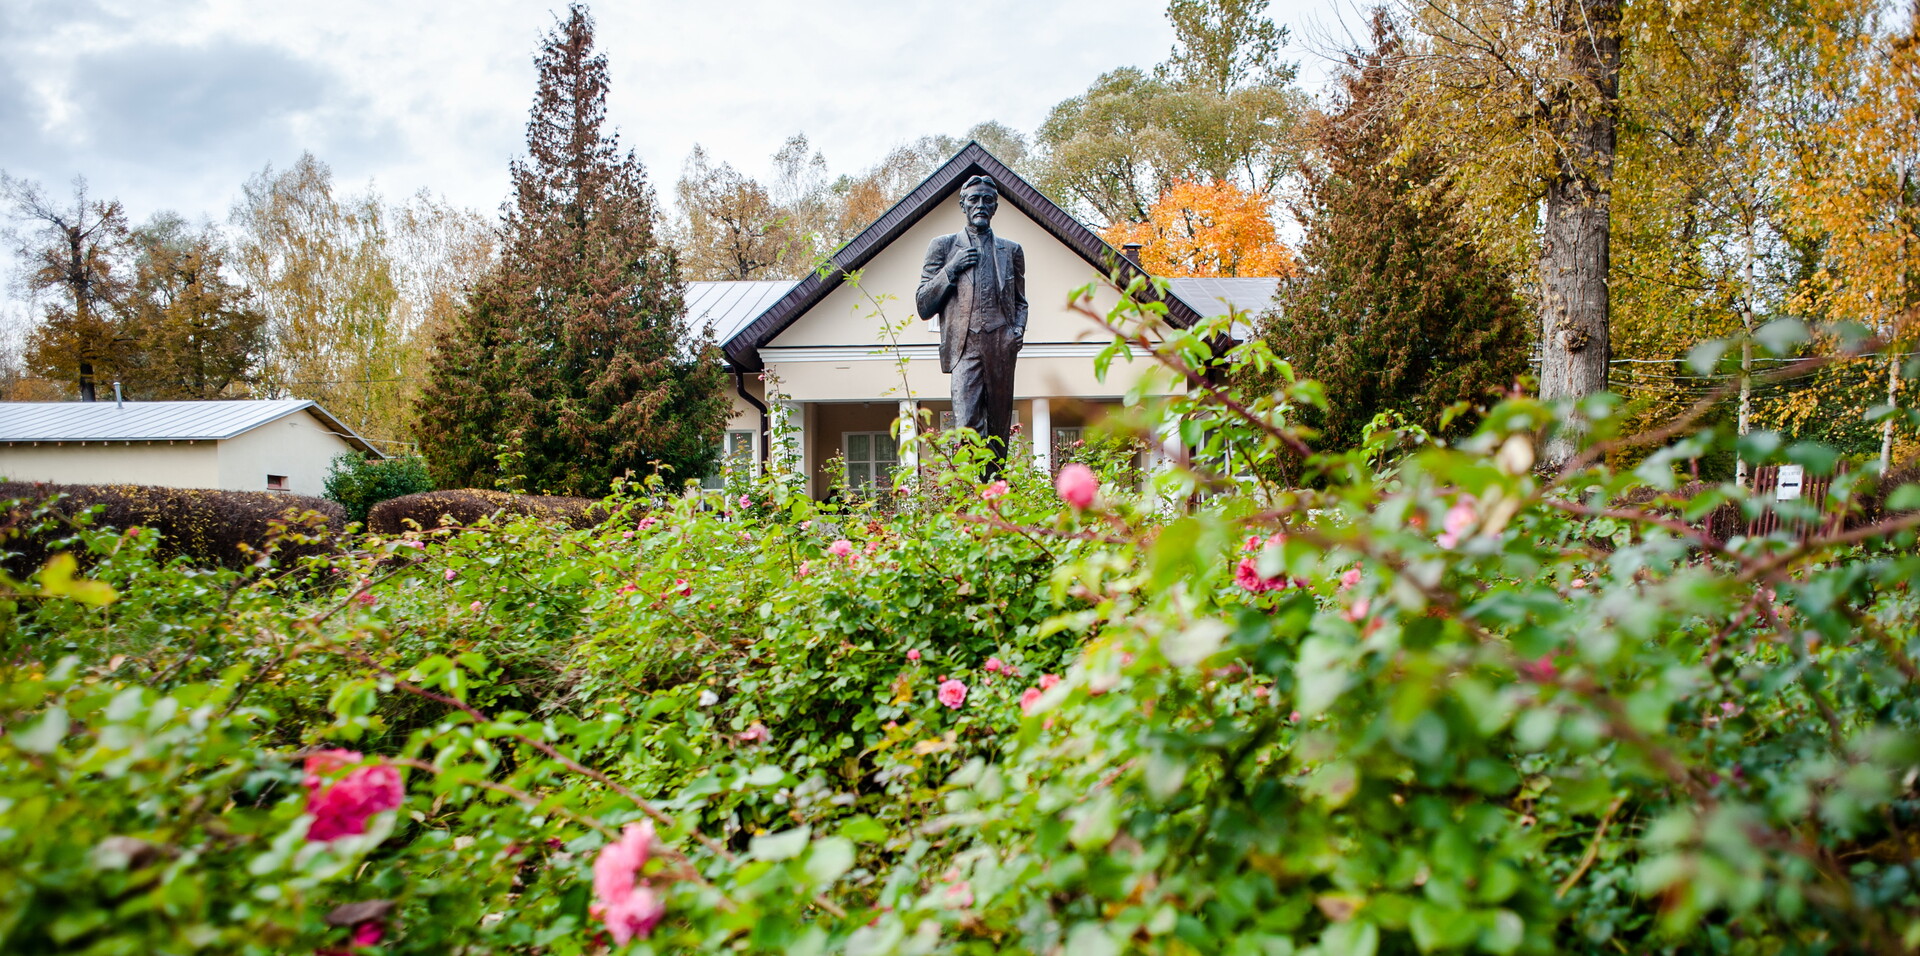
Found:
[916,175,1028,471]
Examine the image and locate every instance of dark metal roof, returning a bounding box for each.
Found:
[722,141,1202,371]
[0,399,381,456]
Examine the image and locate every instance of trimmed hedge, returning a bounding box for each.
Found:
[365,489,610,534]
[1861,455,1920,524]
[0,481,345,573]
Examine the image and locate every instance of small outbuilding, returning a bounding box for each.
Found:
[0,399,380,497]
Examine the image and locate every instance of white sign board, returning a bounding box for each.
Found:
[1775,464,1805,501]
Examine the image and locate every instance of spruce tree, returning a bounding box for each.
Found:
[1258,12,1528,451]
[418,4,727,495]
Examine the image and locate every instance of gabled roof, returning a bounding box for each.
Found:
[722,141,1202,371]
[0,399,381,455]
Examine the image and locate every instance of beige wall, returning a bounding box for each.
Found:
[217,411,363,497]
[761,188,1169,404]
[0,410,360,496]
[0,442,220,488]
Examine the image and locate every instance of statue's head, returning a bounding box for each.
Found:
[959,175,999,229]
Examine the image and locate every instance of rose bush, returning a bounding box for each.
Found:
[2,283,1918,953]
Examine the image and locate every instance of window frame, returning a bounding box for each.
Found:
[841,430,900,492]
[699,430,757,490]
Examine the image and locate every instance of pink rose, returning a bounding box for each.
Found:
[739,494,752,509]
[621,530,633,540]
[828,539,853,557]
[1437,499,1477,549]
[984,657,1004,673]
[907,649,921,662]
[593,823,665,944]
[737,721,770,743]
[469,600,483,614]
[1234,558,1292,593]
[1055,464,1097,510]
[1518,653,1558,683]
[668,579,691,597]
[796,561,811,578]
[617,584,638,595]
[443,568,458,581]
[981,480,1010,501]
[353,590,378,607]
[1338,567,1361,592]
[304,750,403,842]
[1570,577,1587,589]
[1341,597,1371,622]
[1038,673,1061,690]
[937,679,968,710]
[1019,687,1043,714]
[637,516,659,530]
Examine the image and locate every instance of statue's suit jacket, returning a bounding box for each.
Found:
[915,232,1028,374]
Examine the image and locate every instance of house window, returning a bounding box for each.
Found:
[266,475,289,491]
[843,431,899,492]
[700,431,757,490]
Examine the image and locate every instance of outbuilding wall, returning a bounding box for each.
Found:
[0,442,221,488]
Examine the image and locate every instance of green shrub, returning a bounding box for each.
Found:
[3,292,1919,954]
[323,453,435,524]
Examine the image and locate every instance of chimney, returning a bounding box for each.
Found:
[1121,243,1143,267]
[113,381,123,409]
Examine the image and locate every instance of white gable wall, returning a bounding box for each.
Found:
[762,189,1165,403]
[216,410,363,496]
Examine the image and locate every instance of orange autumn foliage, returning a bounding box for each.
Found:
[1101,179,1295,278]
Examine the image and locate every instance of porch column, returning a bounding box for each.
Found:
[897,400,919,486]
[1030,397,1052,473]
[771,400,804,485]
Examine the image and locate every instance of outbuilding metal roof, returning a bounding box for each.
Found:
[0,399,380,455]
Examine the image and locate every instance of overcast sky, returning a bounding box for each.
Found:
[1,0,1354,281]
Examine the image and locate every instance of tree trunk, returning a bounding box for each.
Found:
[1537,0,1621,467]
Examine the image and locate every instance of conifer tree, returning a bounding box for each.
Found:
[1258,13,1528,451]
[419,4,727,495]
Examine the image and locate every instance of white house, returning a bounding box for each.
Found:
[688,141,1281,498]
[0,399,380,498]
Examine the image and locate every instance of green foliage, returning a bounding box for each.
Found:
[6,282,1920,953]
[1256,15,1529,453]
[417,4,729,496]
[324,453,435,524]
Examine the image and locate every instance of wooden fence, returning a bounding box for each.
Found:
[1745,464,1848,541]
